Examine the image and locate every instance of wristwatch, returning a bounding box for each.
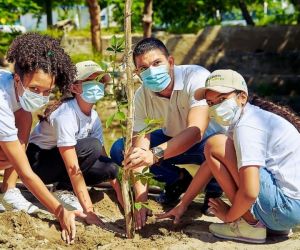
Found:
[150,146,164,164]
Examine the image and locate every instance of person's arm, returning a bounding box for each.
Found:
[58,146,103,226]
[160,105,209,159]
[210,165,260,222]
[125,106,209,169]
[156,161,212,223]
[100,146,123,208]
[1,109,32,192]
[0,140,85,244]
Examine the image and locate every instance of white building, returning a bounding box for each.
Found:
[20,5,117,31]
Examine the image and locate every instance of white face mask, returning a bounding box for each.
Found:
[18,81,50,112]
[209,96,242,126]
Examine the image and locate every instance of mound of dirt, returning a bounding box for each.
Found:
[0,188,299,250]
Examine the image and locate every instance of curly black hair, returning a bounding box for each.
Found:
[6,32,76,92]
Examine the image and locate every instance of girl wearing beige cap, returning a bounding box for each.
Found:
[26,60,123,227]
[158,69,300,243]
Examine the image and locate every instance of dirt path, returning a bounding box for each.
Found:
[0,188,299,250]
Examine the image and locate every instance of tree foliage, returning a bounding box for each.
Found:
[108,0,299,33]
[0,0,41,24]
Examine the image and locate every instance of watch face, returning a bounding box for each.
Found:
[153,147,164,159]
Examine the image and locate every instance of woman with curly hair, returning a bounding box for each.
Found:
[0,33,85,244]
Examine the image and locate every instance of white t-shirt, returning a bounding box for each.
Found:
[233,103,300,199]
[30,98,104,149]
[0,70,21,141]
[134,65,226,138]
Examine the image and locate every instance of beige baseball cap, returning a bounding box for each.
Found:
[75,60,109,81]
[194,69,248,100]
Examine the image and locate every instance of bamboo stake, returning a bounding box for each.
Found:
[122,0,135,239]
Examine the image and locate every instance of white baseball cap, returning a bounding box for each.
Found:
[75,60,109,81]
[194,69,248,100]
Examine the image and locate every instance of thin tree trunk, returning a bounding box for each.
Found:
[45,0,53,27]
[143,0,153,38]
[123,0,135,239]
[86,0,102,52]
[294,0,300,23]
[238,0,255,26]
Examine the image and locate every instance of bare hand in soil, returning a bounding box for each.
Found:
[59,208,87,244]
[156,202,187,224]
[84,211,105,226]
[134,207,152,230]
[208,198,230,222]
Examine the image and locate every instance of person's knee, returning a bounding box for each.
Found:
[106,161,119,180]
[98,158,119,180]
[110,138,124,165]
[88,137,102,152]
[204,134,229,157]
[76,137,102,160]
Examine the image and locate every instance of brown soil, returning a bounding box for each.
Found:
[0,188,299,250]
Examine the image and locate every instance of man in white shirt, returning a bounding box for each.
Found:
[110,38,225,229]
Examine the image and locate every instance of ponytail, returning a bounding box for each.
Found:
[38,91,74,122]
[248,94,300,133]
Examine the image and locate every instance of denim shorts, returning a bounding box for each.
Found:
[250,167,300,230]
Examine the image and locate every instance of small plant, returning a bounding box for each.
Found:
[105,34,163,237]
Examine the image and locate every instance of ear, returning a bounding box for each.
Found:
[14,73,22,85]
[70,83,82,95]
[239,91,248,106]
[168,55,175,67]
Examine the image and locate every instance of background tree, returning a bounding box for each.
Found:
[290,0,300,23]
[237,0,255,25]
[32,0,84,28]
[143,0,153,38]
[0,0,41,24]
[45,0,53,27]
[86,0,102,52]
[110,0,144,32]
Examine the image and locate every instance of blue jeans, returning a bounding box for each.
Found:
[110,129,221,193]
[251,167,300,230]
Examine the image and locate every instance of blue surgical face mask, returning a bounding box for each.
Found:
[140,64,171,92]
[81,81,105,104]
[208,96,242,126]
[18,81,50,112]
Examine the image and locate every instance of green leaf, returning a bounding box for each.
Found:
[106,47,114,52]
[106,114,115,128]
[117,37,125,47]
[134,202,151,211]
[141,178,147,186]
[120,124,126,131]
[99,61,109,71]
[142,167,149,174]
[144,172,154,178]
[111,35,117,48]
[119,103,128,109]
[115,111,126,121]
[116,48,124,53]
[141,202,151,210]
[134,202,143,211]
